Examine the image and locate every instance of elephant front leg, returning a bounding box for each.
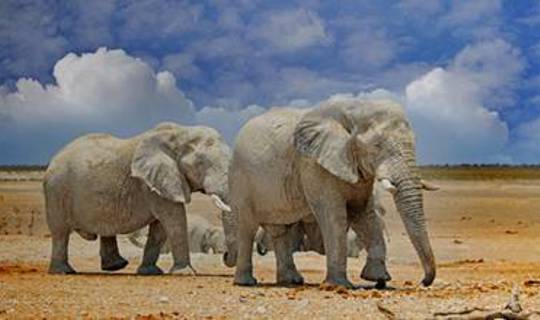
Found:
[267,225,304,286]
[137,220,167,275]
[308,197,352,288]
[153,202,194,275]
[100,236,128,272]
[350,209,391,288]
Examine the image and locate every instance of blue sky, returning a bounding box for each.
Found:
[1,0,540,164]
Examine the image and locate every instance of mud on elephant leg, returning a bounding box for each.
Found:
[100,236,129,272]
[49,229,76,274]
[267,224,304,286]
[350,209,391,289]
[137,220,167,275]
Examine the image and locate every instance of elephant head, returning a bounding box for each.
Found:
[203,227,226,254]
[293,99,436,286]
[130,122,234,253]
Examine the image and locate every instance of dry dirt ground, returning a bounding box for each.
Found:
[2,178,540,319]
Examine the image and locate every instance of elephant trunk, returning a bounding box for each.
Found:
[201,169,237,266]
[387,157,436,286]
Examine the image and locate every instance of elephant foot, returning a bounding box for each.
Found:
[322,276,354,289]
[101,256,129,272]
[256,243,268,256]
[170,264,196,276]
[361,258,391,284]
[375,279,387,289]
[48,261,76,275]
[137,265,164,275]
[277,270,304,286]
[234,273,258,286]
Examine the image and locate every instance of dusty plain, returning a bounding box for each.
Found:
[2,169,540,319]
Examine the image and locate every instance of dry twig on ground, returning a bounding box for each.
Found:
[432,285,540,320]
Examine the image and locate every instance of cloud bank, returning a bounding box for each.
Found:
[0,41,534,164]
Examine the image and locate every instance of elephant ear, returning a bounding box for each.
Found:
[131,133,191,203]
[294,115,359,184]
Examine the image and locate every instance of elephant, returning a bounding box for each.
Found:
[128,214,227,254]
[43,122,233,275]
[226,98,437,288]
[255,224,362,258]
[254,178,396,258]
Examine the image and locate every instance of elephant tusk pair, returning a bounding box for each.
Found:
[379,178,440,194]
[210,194,232,212]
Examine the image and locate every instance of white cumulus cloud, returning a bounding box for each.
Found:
[0,47,194,126]
[404,39,523,163]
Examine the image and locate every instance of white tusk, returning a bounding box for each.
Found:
[211,194,231,212]
[421,179,440,191]
[380,178,397,195]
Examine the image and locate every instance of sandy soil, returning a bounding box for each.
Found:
[2,178,540,319]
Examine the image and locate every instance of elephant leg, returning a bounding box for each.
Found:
[100,236,129,272]
[151,201,193,275]
[307,196,352,288]
[49,229,76,274]
[267,225,304,286]
[137,220,167,275]
[233,208,259,286]
[350,209,390,288]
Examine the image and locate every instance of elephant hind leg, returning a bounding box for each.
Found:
[137,220,167,275]
[267,225,304,286]
[233,207,259,286]
[49,230,76,274]
[100,236,129,272]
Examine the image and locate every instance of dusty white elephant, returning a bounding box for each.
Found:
[226,98,437,288]
[43,122,233,275]
[129,214,226,254]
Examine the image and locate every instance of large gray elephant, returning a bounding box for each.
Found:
[128,214,227,254]
[226,99,437,288]
[43,122,232,275]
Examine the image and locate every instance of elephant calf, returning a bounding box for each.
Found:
[128,214,226,254]
[256,225,363,258]
[43,122,233,275]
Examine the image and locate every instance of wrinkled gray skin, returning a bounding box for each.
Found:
[227,99,436,288]
[43,122,232,275]
[128,214,227,254]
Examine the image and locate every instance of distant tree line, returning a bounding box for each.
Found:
[421,164,540,169]
[0,165,48,171]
